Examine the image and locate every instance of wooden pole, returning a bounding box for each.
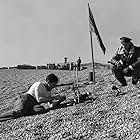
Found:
[90,31,95,84]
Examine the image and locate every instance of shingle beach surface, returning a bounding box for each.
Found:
[0,63,140,139]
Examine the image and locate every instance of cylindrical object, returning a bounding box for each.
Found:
[88,72,93,82]
[70,63,74,70]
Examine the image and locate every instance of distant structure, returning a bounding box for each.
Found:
[47,63,56,69]
[17,64,36,69]
[9,66,17,69]
[37,65,47,69]
[0,57,86,71]
[0,67,8,69]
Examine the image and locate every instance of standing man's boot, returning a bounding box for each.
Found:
[132,77,139,85]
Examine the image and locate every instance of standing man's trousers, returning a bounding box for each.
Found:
[111,65,140,84]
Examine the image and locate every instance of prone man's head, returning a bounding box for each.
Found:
[45,73,58,90]
[46,73,58,83]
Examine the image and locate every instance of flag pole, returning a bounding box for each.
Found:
[88,3,106,84]
[89,30,95,84]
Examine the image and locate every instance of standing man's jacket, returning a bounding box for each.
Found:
[111,44,140,70]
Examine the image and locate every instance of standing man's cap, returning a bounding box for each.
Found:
[120,37,132,43]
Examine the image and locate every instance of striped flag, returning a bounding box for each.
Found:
[88,3,106,54]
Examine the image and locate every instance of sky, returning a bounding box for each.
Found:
[0,0,140,67]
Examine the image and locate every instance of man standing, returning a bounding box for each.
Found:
[109,37,140,86]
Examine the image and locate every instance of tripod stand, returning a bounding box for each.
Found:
[73,64,80,104]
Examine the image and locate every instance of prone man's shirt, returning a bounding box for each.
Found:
[27,82,51,103]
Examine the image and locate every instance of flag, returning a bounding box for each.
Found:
[88,3,106,54]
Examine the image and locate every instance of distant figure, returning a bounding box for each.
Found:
[109,37,140,86]
[64,57,68,64]
[77,57,82,71]
[0,73,66,121]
